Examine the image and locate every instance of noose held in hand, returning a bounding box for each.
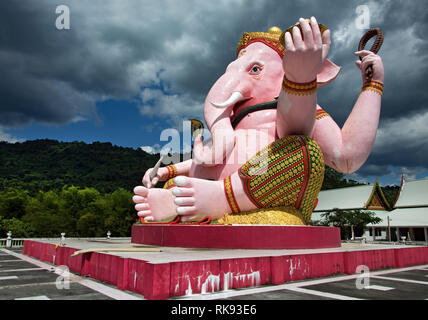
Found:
[358,27,384,81]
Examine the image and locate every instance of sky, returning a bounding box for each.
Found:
[0,0,427,186]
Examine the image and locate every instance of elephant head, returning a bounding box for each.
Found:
[193,26,340,166]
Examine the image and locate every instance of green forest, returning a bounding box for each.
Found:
[0,139,398,238]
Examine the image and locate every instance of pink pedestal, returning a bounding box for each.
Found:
[131,224,341,249]
[23,239,428,300]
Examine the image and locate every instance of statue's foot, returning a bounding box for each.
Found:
[133,187,177,222]
[170,176,231,221]
[133,173,257,222]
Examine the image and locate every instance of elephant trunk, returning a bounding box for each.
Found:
[194,75,250,166]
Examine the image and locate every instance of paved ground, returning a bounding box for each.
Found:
[1,247,427,300]
[0,248,143,300]
[216,267,428,300]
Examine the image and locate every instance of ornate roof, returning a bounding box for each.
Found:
[313,180,391,213]
[393,177,428,208]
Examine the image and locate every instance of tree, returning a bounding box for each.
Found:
[320,208,382,240]
[0,217,35,238]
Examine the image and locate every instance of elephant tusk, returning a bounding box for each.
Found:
[211,92,244,109]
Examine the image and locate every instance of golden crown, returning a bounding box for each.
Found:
[236,26,284,58]
[236,20,328,58]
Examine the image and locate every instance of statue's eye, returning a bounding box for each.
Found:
[250,65,262,74]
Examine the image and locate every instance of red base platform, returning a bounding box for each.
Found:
[131,224,341,249]
[22,238,428,300]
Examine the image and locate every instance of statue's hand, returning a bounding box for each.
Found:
[355,50,384,84]
[142,167,170,188]
[283,17,331,83]
[192,134,218,167]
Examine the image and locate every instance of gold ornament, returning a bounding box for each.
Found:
[280,19,328,48]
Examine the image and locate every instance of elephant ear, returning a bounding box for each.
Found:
[317,59,341,87]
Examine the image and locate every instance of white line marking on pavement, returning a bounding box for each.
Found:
[365,285,394,291]
[15,295,50,300]
[286,286,362,300]
[371,275,428,286]
[0,260,24,263]
[0,276,18,280]
[0,248,143,300]
[0,268,44,273]
[0,282,59,290]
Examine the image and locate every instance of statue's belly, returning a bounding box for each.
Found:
[190,124,277,181]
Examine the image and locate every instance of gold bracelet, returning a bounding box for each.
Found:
[361,81,384,96]
[224,176,241,214]
[316,108,331,120]
[165,165,178,180]
[282,77,317,96]
[163,178,177,190]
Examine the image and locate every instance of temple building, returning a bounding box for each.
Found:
[364,177,428,242]
[311,177,428,242]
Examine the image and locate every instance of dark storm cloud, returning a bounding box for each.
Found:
[0,0,427,180]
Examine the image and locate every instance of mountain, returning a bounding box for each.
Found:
[0,139,369,194]
[0,139,159,194]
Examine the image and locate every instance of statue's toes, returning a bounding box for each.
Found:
[176,206,196,216]
[134,186,149,197]
[174,176,192,188]
[172,187,194,197]
[174,197,195,206]
[132,195,147,204]
[135,203,150,211]
[137,210,152,219]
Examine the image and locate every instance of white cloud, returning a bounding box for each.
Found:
[0,127,22,143]
[140,143,161,154]
[373,109,428,155]
[139,88,204,126]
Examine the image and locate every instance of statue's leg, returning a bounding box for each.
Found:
[238,135,325,224]
[134,136,324,223]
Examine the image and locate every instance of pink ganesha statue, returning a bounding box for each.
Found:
[133,17,384,226]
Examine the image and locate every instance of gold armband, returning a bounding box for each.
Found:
[224,176,241,214]
[165,165,178,180]
[361,81,384,96]
[316,108,331,120]
[282,77,317,96]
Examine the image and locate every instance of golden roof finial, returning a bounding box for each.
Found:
[268,26,282,35]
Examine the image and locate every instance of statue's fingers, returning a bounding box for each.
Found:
[299,17,314,48]
[321,29,331,61]
[284,31,295,51]
[310,16,322,47]
[292,26,304,49]
[354,50,373,58]
[355,60,362,70]
[361,57,376,71]
[151,176,159,187]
